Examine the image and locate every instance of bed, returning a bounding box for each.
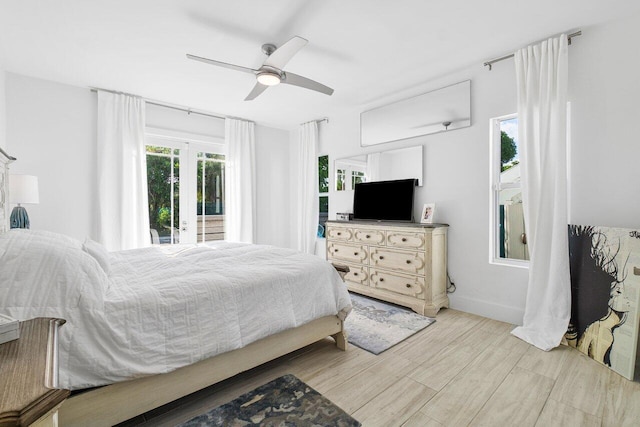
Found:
[0,229,351,426]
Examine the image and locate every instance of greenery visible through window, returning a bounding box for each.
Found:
[336,169,345,191]
[318,155,329,238]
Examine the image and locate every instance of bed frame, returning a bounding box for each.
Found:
[57,315,346,427]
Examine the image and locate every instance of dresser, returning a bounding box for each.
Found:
[326,220,449,317]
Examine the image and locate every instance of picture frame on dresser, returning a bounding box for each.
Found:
[0,147,17,234]
[420,203,436,224]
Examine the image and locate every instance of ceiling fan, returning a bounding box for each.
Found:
[187,36,334,101]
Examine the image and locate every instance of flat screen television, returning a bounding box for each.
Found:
[353,179,417,222]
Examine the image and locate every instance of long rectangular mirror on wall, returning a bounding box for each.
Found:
[361,80,471,146]
[335,145,423,191]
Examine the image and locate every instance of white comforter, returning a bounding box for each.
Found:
[0,230,351,390]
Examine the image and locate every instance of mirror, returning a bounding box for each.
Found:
[335,145,423,191]
[360,80,471,146]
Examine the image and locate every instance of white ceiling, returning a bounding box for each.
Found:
[0,0,638,130]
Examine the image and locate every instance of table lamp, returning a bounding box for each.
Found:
[9,175,39,229]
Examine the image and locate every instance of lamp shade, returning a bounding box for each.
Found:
[9,175,39,205]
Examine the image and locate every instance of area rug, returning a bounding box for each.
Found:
[177,374,360,427]
[345,293,436,354]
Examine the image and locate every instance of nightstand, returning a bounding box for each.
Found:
[0,318,69,427]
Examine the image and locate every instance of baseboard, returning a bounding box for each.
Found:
[449,295,524,326]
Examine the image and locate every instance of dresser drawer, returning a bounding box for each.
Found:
[353,228,385,245]
[370,247,425,275]
[370,268,425,297]
[342,264,369,286]
[328,242,368,264]
[326,226,353,241]
[386,231,426,250]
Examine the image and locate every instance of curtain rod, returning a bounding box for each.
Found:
[90,87,226,120]
[0,146,16,161]
[484,30,582,70]
[303,117,329,125]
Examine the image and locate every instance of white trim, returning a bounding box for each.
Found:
[145,126,224,147]
[451,295,524,325]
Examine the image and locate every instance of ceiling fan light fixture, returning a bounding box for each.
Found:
[257,72,281,86]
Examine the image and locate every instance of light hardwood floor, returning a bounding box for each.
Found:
[120,308,640,427]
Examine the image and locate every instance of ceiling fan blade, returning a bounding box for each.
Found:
[186,54,257,75]
[245,82,269,101]
[263,36,308,69]
[282,72,334,96]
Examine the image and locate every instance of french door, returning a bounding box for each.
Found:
[145,136,225,244]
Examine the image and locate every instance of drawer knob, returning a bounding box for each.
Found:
[334,249,339,252]
[365,234,370,238]
[406,260,411,264]
[379,256,384,260]
[337,232,342,236]
[379,278,384,282]
[406,283,412,288]
[401,237,407,242]
[354,252,359,256]
[353,273,358,276]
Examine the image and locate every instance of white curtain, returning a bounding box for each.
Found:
[96,91,150,251]
[366,152,381,183]
[296,121,319,254]
[511,34,571,351]
[224,118,256,243]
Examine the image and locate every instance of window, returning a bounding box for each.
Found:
[336,168,345,191]
[490,114,529,265]
[352,170,365,188]
[145,134,225,245]
[335,157,367,192]
[318,155,329,238]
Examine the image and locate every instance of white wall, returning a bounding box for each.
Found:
[568,14,640,228]
[6,73,292,247]
[314,13,640,325]
[0,66,6,150]
[6,73,96,240]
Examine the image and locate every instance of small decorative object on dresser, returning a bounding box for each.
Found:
[336,212,353,221]
[326,220,449,316]
[420,203,436,224]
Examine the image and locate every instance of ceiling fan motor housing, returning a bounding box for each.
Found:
[257,66,283,86]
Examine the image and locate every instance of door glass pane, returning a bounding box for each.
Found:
[147,146,180,244]
[197,152,225,242]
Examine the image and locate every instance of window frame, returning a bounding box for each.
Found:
[489,113,529,269]
[318,154,329,238]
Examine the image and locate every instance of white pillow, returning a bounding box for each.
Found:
[0,230,108,312]
[82,238,111,275]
